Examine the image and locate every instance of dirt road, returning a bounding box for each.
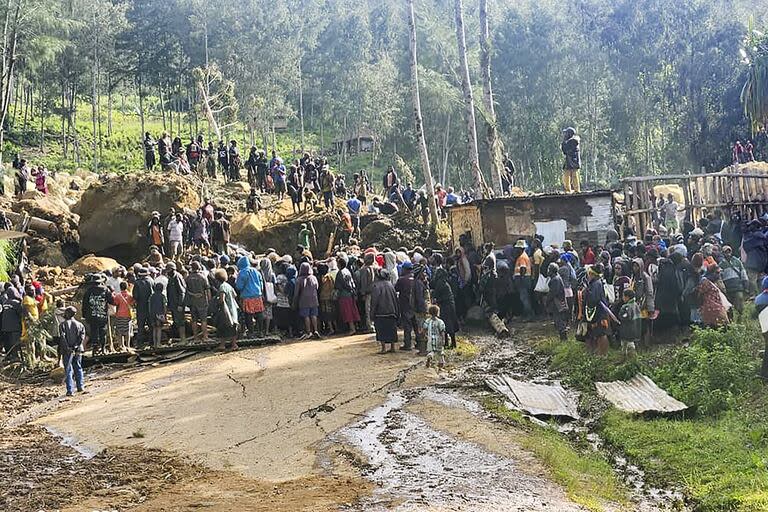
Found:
[3,333,603,511]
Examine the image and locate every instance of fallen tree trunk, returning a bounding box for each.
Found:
[1,209,59,236]
[82,336,282,367]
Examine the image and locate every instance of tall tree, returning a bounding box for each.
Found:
[479,0,503,194]
[453,0,484,197]
[193,63,237,141]
[407,0,439,226]
[741,26,768,132]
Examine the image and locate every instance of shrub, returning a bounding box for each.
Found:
[649,326,760,415]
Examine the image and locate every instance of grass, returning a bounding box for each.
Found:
[531,318,768,511]
[601,410,768,511]
[129,428,146,439]
[482,396,630,512]
[0,240,14,281]
[453,336,479,359]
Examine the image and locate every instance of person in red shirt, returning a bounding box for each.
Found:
[745,140,755,162]
[337,209,354,245]
[580,240,596,265]
[112,281,135,352]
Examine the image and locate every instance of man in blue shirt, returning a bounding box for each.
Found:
[347,193,362,240]
[402,182,416,211]
[445,187,461,206]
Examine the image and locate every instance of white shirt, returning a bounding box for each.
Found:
[664,201,679,220]
[167,219,184,242]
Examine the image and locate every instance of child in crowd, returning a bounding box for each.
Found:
[423,304,446,369]
[618,289,641,358]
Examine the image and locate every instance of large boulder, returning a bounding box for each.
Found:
[76,173,200,264]
[230,213,264,246]
[230,213,336,256]
[11,192,80,245]
[69,254,121,274]
[360,217,394,242]
[27,238,71,268]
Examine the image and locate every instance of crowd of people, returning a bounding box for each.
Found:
[472,206,763,359]
[4,131,767,397]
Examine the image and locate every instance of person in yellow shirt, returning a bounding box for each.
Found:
[21,284,41,365]
[513,240,534,319]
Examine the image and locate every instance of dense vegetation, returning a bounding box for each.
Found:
[536,315,768,511]
[1,0,768,189]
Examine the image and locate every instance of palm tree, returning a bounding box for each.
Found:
[740,26,768,132]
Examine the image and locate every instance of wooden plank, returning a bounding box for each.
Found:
[622,172,768,183]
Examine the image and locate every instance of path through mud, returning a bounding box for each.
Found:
[336,388,586,511]
[3,328,685,511]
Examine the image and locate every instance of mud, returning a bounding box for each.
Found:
[336,388,587,511]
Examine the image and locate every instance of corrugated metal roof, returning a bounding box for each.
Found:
[595,374,687,414]
[457,189,615,207]
[486,375,580,419]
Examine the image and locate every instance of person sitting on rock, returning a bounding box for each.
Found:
[147,246,164,268]
[372,198,399,216]
[246,188,262,213]
[303,186,318,212]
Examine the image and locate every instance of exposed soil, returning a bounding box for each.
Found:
[1,328,647,511]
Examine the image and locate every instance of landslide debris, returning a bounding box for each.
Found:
[75,173,200,263]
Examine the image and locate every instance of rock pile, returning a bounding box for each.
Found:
[75,173,200,263]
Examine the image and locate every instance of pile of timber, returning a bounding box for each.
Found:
[82,336,282,368]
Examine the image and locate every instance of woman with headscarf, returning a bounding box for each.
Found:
[431,267,458,348]
[293,262,320,339]
[383,251,398,287]
[697,264,729,328]
[581,264,609,355]
[371,268,399,353]
[612,259,631,310]
[654,257,681,330]
[273,262,294,338]
[216,269,239,351]
[318,261,337,335]
[259,258,276,334]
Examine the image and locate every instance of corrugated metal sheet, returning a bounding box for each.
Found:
[595,374,688,414]
[486,375,580,419]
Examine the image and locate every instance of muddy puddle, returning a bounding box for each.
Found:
[336,389,585,511]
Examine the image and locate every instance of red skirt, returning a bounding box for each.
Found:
[338,296,360,323]
[242,297,265,314]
